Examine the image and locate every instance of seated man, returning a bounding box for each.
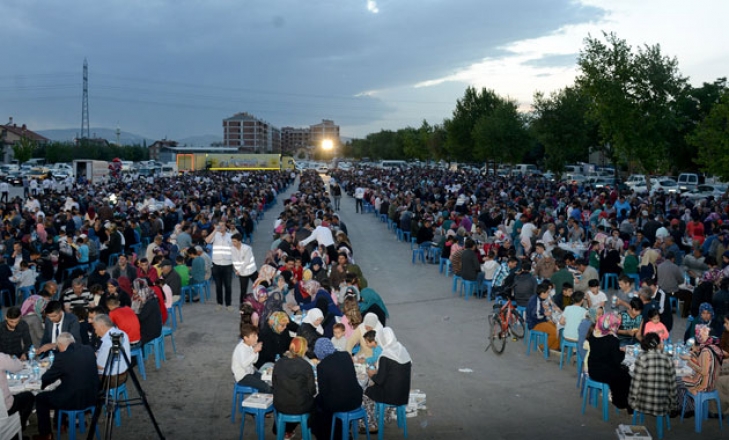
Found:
[559,290,588,342]
[61,278,93,312]
[33,332,99,440]
[36,300,82,356]
[618,297,644,346]
[93,314,131,383]
[106,296,141,345]
[0,306,33,359]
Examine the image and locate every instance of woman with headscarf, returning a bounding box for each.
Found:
[684,302,721,342]
[639,247,660,282]
[272,337,316,440]
[629,332,679,418]
[679,324,724,415]
[311,338,363,440]
[243,286,269,327]
[309,256,328,285]
[363,327,413,433]
[252,264,277,290]
[359,287,389,326]
[20,295,47,347]
[255,311,297,369]
[300,281,342,338]
[346,313,384,359]
[132,278,164,346]
[297,308,324,358]
[587,313,632,411]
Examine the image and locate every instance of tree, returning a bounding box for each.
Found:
[472,98,531,167]
[689,91,729,181]
[12,136,36,164]
[444,87,501,162]
[577,32,686,176]
[532,86,596,175]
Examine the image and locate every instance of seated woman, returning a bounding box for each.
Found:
[243,286,268,327]
[273,337,316,440]
[359,287,389,327]
[297,308,324,359]
[312,339,363,440]
[21,295,47,347]
[684,302,721,343]
[587,313,632,411]
[346,313,383,359]
[629,332,679,417]
[255,311,296,369]
[340,296,363,338]
[526,284,560,351]
[678,324,724,416]
[300,282,342,338]
[363,328,412,433]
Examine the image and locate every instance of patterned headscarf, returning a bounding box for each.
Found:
[313,338,336,360]
[253,265,277,289]
[300,280,321,300]
[268,311,289,335]
[593,312,621,338]
[698,302,714,323]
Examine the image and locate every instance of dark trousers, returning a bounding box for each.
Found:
[237,371,272,394]
[213,263,233,306]
[35,391,58,435]
[326,245,338,264]
[355,198,363,213]
[0,191,7,203]
[238,271,258,304]
[8,391,35,428]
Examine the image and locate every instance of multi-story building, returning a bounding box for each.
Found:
[281,126,311,153]
[309,119,340,149]
[223,112,281,153]
[0,117,49,163]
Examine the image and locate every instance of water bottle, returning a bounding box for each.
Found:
[611,295,617,309]
[49,351,55,365]
[32,365,40,381]
[275,354,280,363]
[28,345,36,363]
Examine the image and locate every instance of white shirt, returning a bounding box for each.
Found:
[354,188,365,199]
[51,315,65,344]
[231,340,258,382]
[0,182,8,192]
[97,329,131,375]
[300,225,335,248]
[231,243,257,276]
[209,231,233,265]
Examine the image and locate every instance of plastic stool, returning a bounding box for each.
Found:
[459,280,479,300]
[482,280,494,300]
[626,273,641,290]
[190,283,207,304]
[57,406,100,440]
[581,377,612,422]
[602,273,618,291]
[130,346,146,381]
[681,389,723,433]
[276,412,311,440]
[331,407,370,440]
[439,258,448,274]
[375,403,407,440]
[411,248,425,264]
[559,335,578,370]
[402,231,411,243]
[162,326,176,357]
[143,336,164,369]
[240,402,273,440]
[633,411,671,439]
[669,295,679,316]
[108,383,132,426]
[526,330,549,359]
[231,384,257,424]
[451,275,462,294]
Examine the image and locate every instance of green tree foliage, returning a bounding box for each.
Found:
[444,87,501,162]
[42,141,149,163]
[472,98,530,166]
[577,32,686,175]
[532,86,596,174]
[12,137,36,164]
[689,91,729,181]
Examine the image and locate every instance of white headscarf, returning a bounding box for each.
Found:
[362,313,384,345]
[303,308,324,335]
[379,327,411,365]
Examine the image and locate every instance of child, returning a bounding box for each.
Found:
[642,308,669,341]
[231,323,272,393]
[292,257,304,283]
[586,278,607,309]
[360,329,382,365]
[560,290,588,342]
[588,241,600,270]
[622,245,639,276]
[331,322,347,351]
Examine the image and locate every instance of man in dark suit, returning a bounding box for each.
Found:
[36,300,82,356]
[32,332,99,440]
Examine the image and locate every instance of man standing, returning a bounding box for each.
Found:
[354,184,365,213]
[231,233,257,305]
[299,219,337,263]
[330,181,342,211]
[206,221,234,311]
[32,333,98,440]
[0,179,8,203]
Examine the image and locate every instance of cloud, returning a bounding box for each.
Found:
[367,0,379,14]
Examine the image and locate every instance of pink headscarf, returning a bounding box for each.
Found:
[593,313,621,338]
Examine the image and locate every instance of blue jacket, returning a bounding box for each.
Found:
[526,294,547,330]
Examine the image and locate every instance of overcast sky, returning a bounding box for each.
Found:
[0,0,726,142]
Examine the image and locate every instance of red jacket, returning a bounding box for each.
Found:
[109,306,141,344]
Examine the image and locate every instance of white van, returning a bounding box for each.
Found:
[513,163,539,175]
[379,160,408,170]
[625,174,646,188]
[677,173,700,192]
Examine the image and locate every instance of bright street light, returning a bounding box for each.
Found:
[322,139,334,151]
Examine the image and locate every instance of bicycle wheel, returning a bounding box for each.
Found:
[509,310,526,339]
[489,314,507,354]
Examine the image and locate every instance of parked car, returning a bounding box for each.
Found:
[677,173,701,192]
[6,171,23,186]
[649,178,679,196]
[625,174,647,188]
[684,184,728,200]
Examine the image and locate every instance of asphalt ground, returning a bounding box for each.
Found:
[15,179,724,439]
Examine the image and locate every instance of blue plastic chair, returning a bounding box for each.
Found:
[162,326,176,357]
[559,333,578,370]
[379,214,388,223]
[108,253,120,267]
[459,280,479,300]
[438,258,449,274]
[681,389,723,433]
[180,286,194,304]
[633,410,671,439]
[451,275,462,294]
[130,346,146,381]
[231,384,257,424]
[331,407,370,440]
[581,377,614,422]
[143,336,164,370]
[57,406,100,440]
[626,273,641,290]
[240,401,273,440]
[107,383,132,426]
[402,231,411,243]
[481,280,494,300]
[601,273,618,291]
[375,403,407,440]
[275,412,312,440]
[669,295,679,316]
[526,329,549,359]
[18,286,36,303]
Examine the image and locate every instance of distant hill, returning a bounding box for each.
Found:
[177,134,222,147]
[38,128,154,145]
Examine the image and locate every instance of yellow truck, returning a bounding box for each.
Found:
[177,154,295,172]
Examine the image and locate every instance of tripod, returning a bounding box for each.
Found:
[87,332,165,440]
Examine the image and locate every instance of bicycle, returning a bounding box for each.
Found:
[486,296,526,355]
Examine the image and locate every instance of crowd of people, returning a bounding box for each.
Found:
[0,169,293,439]
[230,170,413,439]
[329,165,729,421]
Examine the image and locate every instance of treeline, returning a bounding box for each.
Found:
[33,141,150,163]
[342,32,729,180]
